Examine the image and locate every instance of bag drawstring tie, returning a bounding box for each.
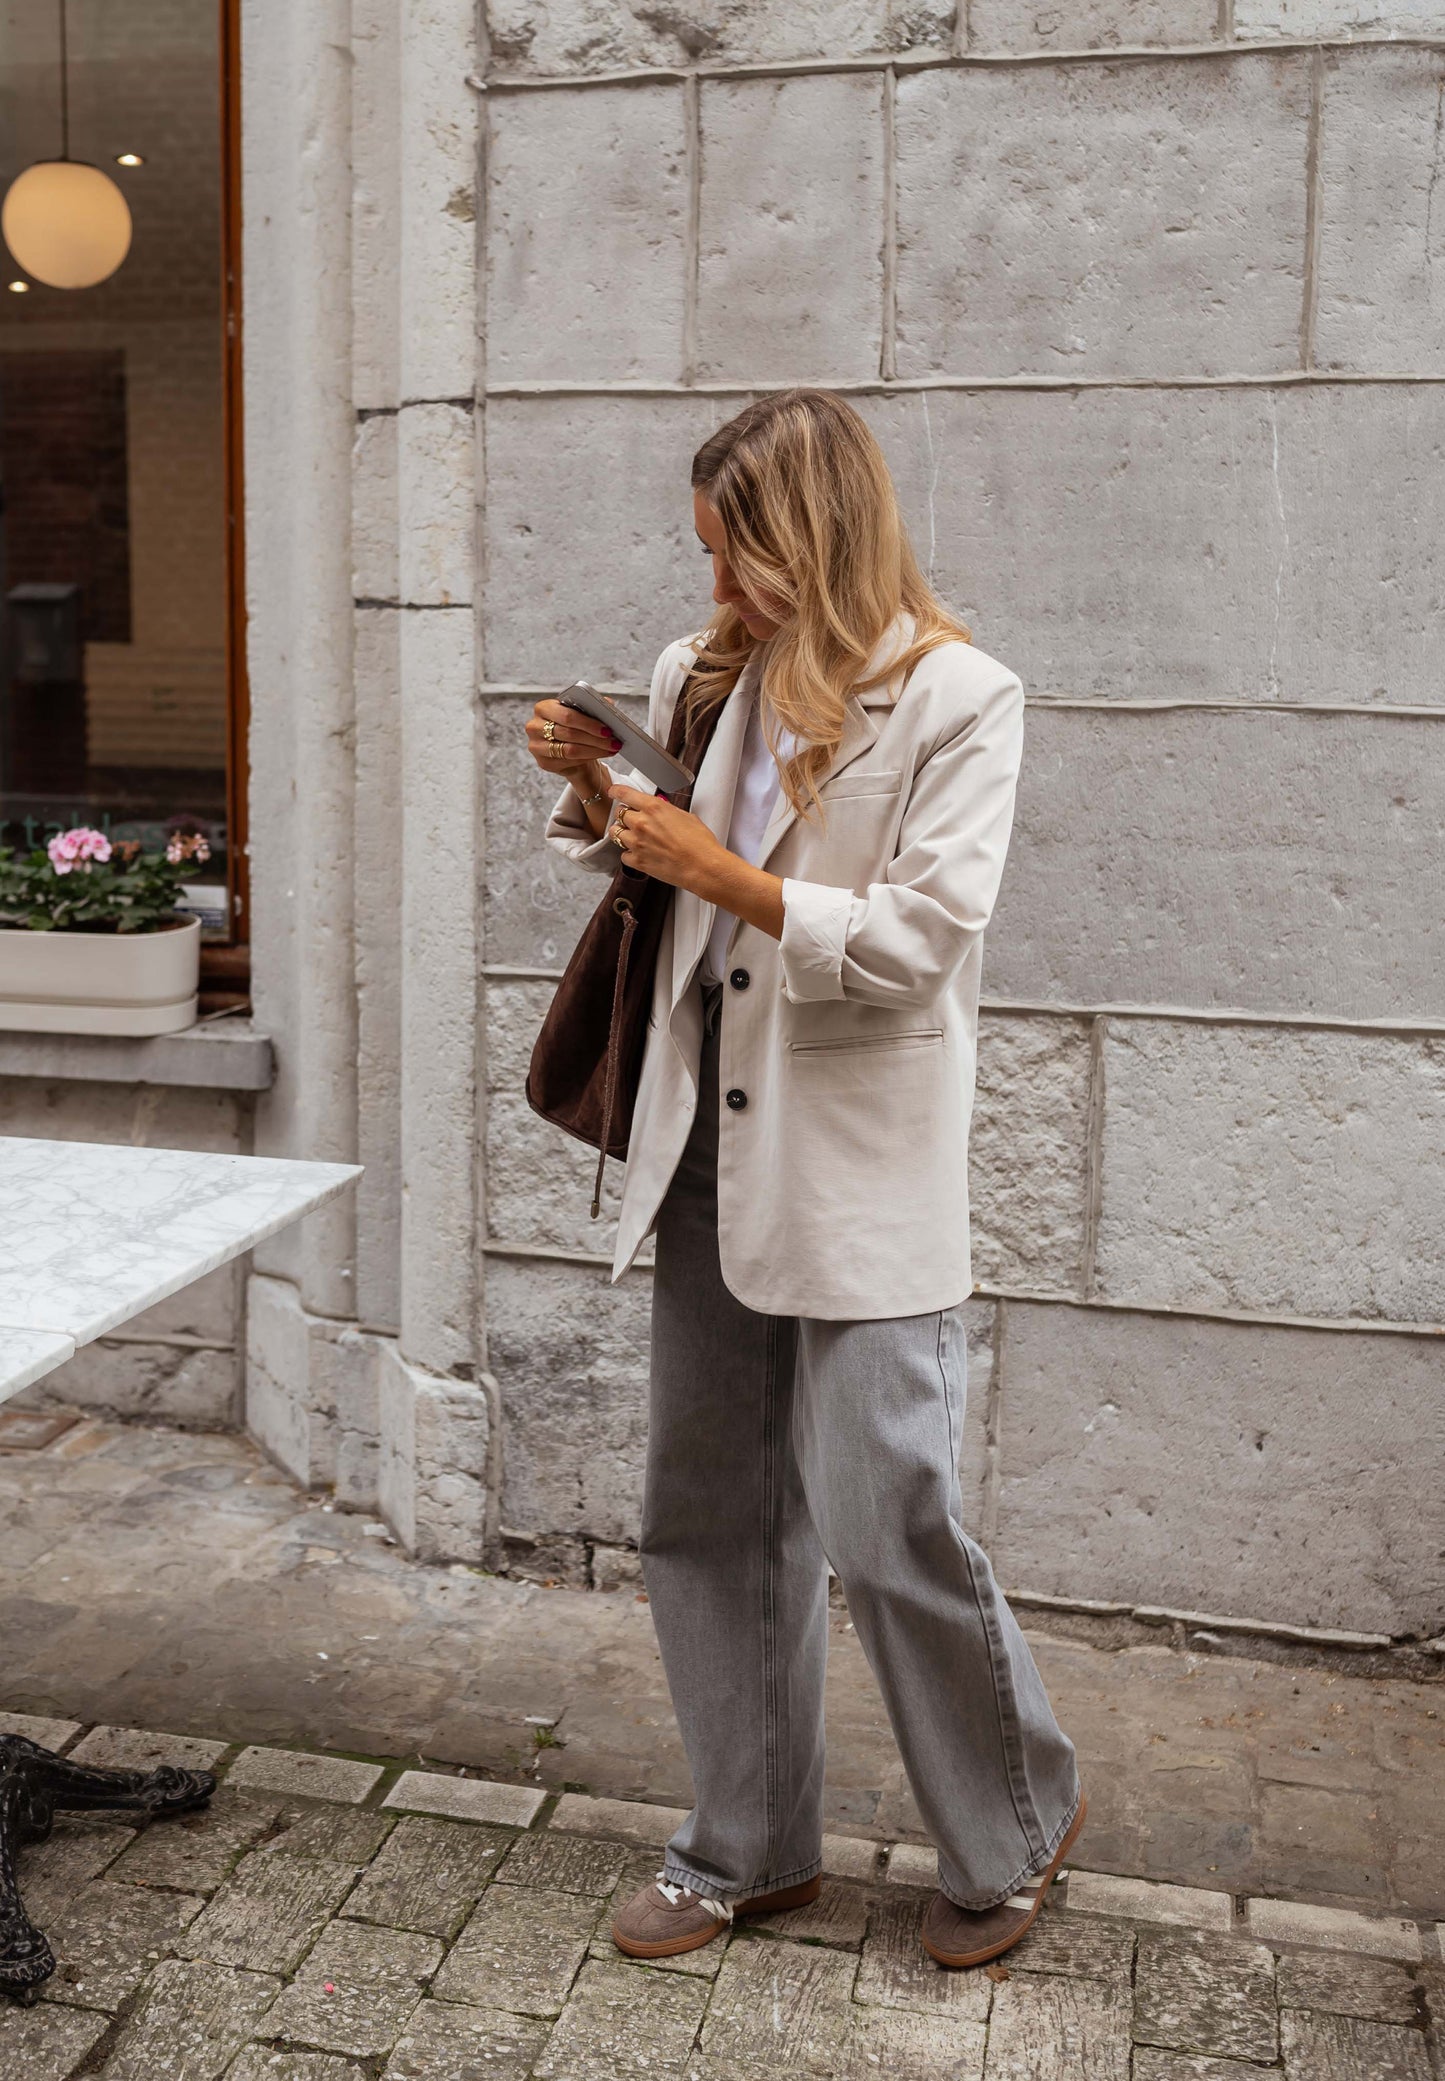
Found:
[593,893,638,1219]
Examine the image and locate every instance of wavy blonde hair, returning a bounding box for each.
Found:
[688,389,970,820]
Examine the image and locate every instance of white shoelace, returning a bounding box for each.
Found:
[655,1874,733,1922]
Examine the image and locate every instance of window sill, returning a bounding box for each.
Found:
[0,1017,274,1092]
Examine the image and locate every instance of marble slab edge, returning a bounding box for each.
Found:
[0,1324,78,1406]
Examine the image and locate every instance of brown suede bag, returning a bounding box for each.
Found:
[526,675,722,1218]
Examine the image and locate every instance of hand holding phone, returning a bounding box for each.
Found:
[558,682,695,797]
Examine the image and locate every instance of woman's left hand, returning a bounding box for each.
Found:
[608,784,728,893]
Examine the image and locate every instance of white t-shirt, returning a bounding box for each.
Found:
[700,688,797,985]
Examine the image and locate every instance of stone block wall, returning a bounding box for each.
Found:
[237,0,1445,1640]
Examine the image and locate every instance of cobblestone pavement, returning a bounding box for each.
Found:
[1,1723,1442,2081]
[2,1416,1442,1928]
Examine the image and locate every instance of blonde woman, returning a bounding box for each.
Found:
[528,390,1083,1969]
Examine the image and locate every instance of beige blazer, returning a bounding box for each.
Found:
[545,615,1025,1319]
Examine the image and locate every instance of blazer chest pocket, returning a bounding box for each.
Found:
[789,1028,943,1057]
[818,767,902,802]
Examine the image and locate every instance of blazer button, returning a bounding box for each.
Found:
[725,1087,748,1111]
[729,967,750,990]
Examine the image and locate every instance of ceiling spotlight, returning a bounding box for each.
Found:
[115,153,144,167]
[8,279,30,292]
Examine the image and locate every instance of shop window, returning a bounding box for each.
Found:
[0,0,246,977]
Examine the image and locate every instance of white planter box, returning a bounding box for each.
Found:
[0,916,201,1036]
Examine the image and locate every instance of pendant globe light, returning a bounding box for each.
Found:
[2,0,132,290]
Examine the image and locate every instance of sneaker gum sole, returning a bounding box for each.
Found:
[611,1873,822,1960]
[921,1793,1089,1971]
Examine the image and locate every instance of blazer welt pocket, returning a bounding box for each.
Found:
[819,768,903,801]
[789,1028,943,1057]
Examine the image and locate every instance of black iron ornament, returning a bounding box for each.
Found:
[0,1733,215,2001]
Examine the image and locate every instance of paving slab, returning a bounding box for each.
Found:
[1280,2006,1433,2078]
[109,1786,282,1892]
[984,1971,1133,2080]
[226,1746,384,1804]
[533,1956,709,2078]
[1276,1947,1422,2026]
[261,1920,441,2057]
[344,1814,513,1937]
[66,1724,228,1773]
[762,1876,871,1949]
[0,2001,109,2081]
[855,1894,992,2019]
[176,1850,359,1975]
[101,1956,280,2081]
[1245,1895,1424,1959]
[697,1934,858,2074]
[885,1841,938,1887]
[36,1875,203,2012]
[381,1998,551,2080]
[547,1792,690,1846]
[431,1884,601,2016]
[841,2000,987,2080]
[1067,1871,1234,1931]
[228,2054,370,2081]
[1006,1912,1137,1987]
[0,1710,80,1748]
[497,1829,629,1898]
[14,1814,137,1926]
[382,1768,544,1827]
[1133,1927,1280,2064]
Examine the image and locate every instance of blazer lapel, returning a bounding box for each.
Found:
[754,691,883,873]
[755,612,916,873]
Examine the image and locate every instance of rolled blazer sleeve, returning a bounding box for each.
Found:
[779,663,1025,1012]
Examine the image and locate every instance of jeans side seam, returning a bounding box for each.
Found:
[760,1310,781,1885]
[936,1316,1048,1871]
[938,1785,1082,1912]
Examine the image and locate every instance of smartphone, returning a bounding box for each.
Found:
[558,681,695,797]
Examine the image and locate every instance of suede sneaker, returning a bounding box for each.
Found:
[921,1794,1087,1970]
[612,1872,822,1959]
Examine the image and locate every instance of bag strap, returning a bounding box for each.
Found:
[589,665,722,1220]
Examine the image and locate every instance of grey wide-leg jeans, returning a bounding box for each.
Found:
[641,983,1081,1912]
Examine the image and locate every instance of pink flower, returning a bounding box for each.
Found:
[47,827,111,875]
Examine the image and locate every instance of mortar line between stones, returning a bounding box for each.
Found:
[1080,1014,1108,1301]
[480,970,1445,1041]
[484,369,1445,393]
[1300,45,1326,372]
[682,72,701,385]
[1219,0,1235,41]
[480,34,1445,92]
[479,1238,1445,1342]
[476,685,1445,720]
[956,0,971,59]
[880,66,898,384]
[473,0,498,1440]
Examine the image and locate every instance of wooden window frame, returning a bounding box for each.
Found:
[205,0,250,1002]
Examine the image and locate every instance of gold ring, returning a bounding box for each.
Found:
[542,718,558,742]
[549,740,567,757]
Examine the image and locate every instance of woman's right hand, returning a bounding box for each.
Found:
[525,698,623,785]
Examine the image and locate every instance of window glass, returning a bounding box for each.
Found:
[0,0,230,935]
